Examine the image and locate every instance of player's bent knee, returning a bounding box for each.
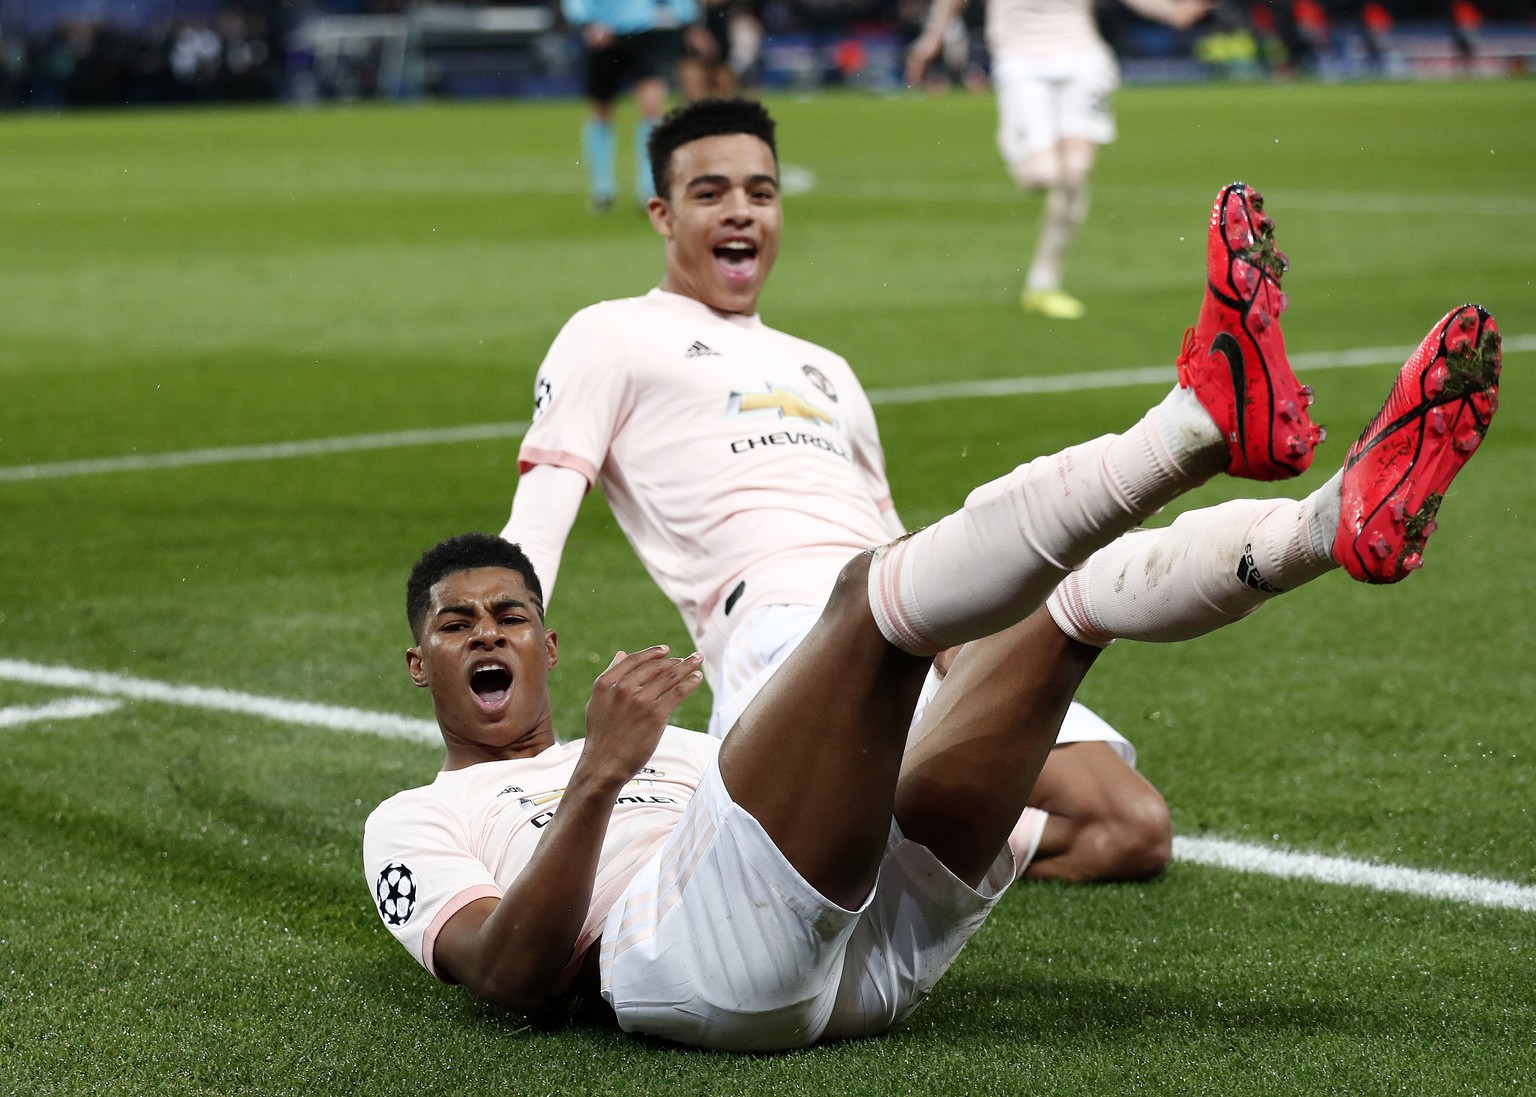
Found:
[1093,789,1172,882]
[1008,149,1060,190]
[1057,137,1097,181]
[825,549,925,662]
[1010,161,1058,190]
[826,551,877,620]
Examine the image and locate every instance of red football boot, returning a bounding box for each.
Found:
[1177,182,1324,480]
[1333,304,1502,583]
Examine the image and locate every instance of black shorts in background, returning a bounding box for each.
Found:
[585,29,683,102]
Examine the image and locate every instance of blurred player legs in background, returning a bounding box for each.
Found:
[678,0,739,98]
[908,0,1212,319]
[564,0,712,210]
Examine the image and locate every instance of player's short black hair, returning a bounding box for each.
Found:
[648,96,778,198]
[406,533,544,641]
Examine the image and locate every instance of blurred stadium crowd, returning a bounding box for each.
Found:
[0,0,1531,109]
[0,2,283,106]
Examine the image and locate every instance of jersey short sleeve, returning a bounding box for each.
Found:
[519,303,634,486]
[363,791,501,981]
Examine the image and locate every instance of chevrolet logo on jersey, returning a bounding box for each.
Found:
[727,383,837,427]
[517,770,661,812]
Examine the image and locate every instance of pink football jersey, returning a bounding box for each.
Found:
[364,726,718,983]
[518,290,896,668]
[988,0,1102,58]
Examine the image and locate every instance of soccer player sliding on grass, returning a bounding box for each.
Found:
[504,97,1180,886]
[365,178,1502,1049]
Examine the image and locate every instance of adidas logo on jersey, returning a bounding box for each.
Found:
[685,341,720,359]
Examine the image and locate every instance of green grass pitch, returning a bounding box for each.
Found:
[2,80,1534,1094]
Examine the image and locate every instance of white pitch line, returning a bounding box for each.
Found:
[868,334,1536,406]
[0,421,532,483]
[1175,836,1536,914]
[4,334,1531,485]
[823,181,1536,218]
[1,654,1531,915]
[0,696,123,728]
[0,658,438,743]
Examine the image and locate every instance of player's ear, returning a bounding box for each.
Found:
[406,646,428,688]
[544,629,559,670]
[646,194,672,238]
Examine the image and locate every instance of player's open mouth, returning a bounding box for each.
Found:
[469,661,512,712]
[713,240,758,283]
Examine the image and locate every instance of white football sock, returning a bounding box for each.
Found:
[868,389,1224,654]
[1047,471,1344,646]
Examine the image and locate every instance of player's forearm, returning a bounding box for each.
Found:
[918,0,967,40]
[502,464,587,604]
[460,775,627,1013]
[1120,0,1210,29]
[454,646,699,1013]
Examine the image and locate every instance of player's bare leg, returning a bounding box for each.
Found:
[920,641,1172,883]
[721,370,1239,905]
[1020,137,1096,320]
[895,608,1099,888]
[718,554,933,910]
[720,375,1225,908]
[677,55,708,101]
[715,183,1351,908]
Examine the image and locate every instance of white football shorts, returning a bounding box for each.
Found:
[598,757,1018,1050]
[992,46,1120,164]
[711,603,1135,765]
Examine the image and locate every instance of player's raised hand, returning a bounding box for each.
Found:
[581,646,704,778]
[1122,0,1213,30]
[685,22,720,61]
[1167,0,1214,29]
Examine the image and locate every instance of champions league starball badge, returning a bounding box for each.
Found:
[375,862,417,926]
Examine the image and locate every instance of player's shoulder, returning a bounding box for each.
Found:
[562,293,652,331]
[554,292,685,346]
[365,778,449,831]
[540,295,654,376]
[756,318,852,368]
[363,786,434,858]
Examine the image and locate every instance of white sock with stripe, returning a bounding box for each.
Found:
[1046,470,1343,646]
[868,387,1225,655]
